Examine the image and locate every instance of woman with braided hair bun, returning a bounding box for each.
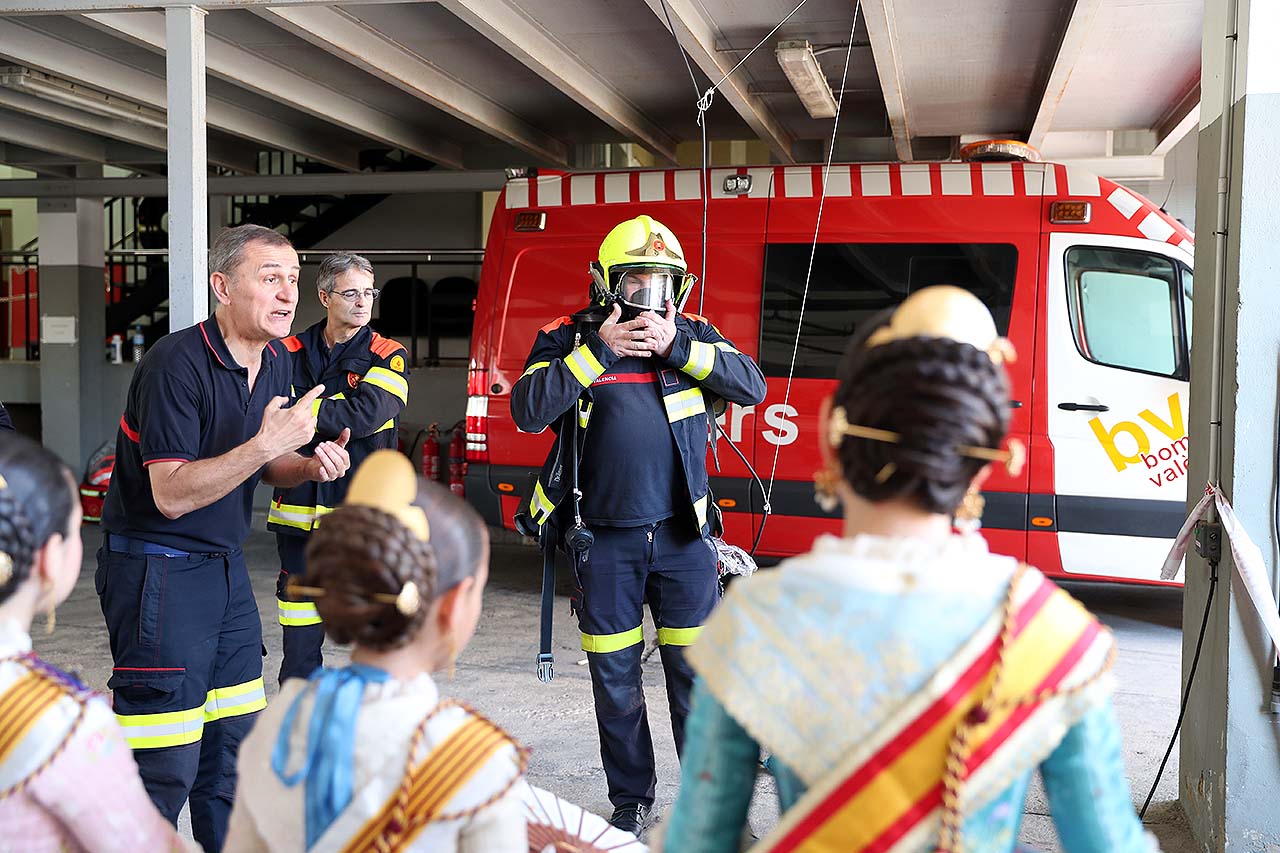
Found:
[227,450,645,853]
[659,287,1157,853]
[0,433,190,851]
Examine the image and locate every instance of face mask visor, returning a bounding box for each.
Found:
[615,266,678,313]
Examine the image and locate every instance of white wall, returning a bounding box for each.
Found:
[1122,131,1199,232]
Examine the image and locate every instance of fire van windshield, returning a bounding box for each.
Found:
[760,242,1018,379]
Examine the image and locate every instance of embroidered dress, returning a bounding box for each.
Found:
[657,534,1159,853]
[0,621,190,853]
[228,669,528,852]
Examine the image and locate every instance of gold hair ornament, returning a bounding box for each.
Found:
[829,406,1027,478]
[286,450,429,616]
[0,474,11,585]
[864,285,1017,366]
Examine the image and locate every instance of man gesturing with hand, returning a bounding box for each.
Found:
[98,225,351,853]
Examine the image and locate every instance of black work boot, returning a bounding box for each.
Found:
[608,802,650,836]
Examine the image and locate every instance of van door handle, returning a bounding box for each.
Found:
[1009,400,1023,409]
[1058,402,1109,412]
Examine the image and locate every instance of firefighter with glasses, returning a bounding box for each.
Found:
[511,215,767,835]
[269,253,410,684]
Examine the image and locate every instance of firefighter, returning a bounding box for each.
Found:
[269,252,410,684]
[97,224,352,853]
[511,215,767,835]
[0,402,12,431]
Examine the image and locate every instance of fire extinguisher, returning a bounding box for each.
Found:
[448,420,466,497]
[421,423,441,483]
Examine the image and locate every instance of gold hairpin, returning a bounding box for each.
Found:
[286,577,422,616]
[0,552,11,586]
[0,473,7,490]
[345,450,430,542]
[829,406,1027,478]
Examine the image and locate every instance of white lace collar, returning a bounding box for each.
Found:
[785,532,1015,593]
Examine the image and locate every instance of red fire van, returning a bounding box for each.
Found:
[465,159,1194,584]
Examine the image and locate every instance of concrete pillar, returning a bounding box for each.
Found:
[37,164,104,470]
[166,4,208,331]
[1182,0,1280,848]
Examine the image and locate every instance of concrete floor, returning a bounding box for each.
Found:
[37,518,1198,851]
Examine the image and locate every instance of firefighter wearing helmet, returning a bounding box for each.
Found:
[511,215,767,834]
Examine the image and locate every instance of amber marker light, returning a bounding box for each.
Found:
[1049,201,1091,224]
[513,211,547,232]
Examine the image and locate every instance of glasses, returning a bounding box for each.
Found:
[329,288,380,303]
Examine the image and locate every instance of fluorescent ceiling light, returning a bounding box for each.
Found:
[0,66,165,129]
[775,40,838,119]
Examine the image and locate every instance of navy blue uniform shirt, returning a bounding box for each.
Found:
[578,357,683,527]
[0,402,12,432]
[102,316,293,553]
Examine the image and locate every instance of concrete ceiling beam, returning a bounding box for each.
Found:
[1153,80,1200,156]
[1027,0,1104,151]
[439,0,679,165]
[253,6,569,167]
[0,86,258,173]
[0,17,361,170]
[640,0,795,164]
[0,107,105,162]
[860,0,913,162]
[83,10,464,168]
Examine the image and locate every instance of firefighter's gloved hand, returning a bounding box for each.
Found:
[642,299,677,359]
[598,302,653,359]
[257,384,323,456]
[308,427,351,483]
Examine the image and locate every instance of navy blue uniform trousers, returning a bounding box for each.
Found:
[274,533,325,684]
[96,537,265,853]
[573,518,719,808]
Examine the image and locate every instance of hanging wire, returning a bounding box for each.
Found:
[765,0,862,507]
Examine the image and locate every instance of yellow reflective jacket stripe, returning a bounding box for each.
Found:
[565,344,606,387]
[522,361,551,379]
[363,366,409,404]
[664,387,705,424]
[681,340,717,381]
[581,625,644,653]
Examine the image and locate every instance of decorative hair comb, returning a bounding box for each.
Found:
[287,450,428,615]
[864,285,1017,365]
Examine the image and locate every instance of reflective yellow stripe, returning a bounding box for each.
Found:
[363,366,409,404]
[269,503,334,532]
[681,340,716,381]
[581,626,644,653]
[116,704,205,750]
[565,344,606,388]
[373,418,396,434]
[664,387,705,424]
[311,398,323,417]
[577,401,593,429]
[204,677,267,723]
[530,481,555,524]
[712,341,738,353]
[522,361,551,379]
[657,626,703,646]
[693,494,709,530]
[279,599,322,627]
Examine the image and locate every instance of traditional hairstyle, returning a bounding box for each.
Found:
[0,434,76,602]
[315,253,374,294]
[304,474,487,651]
[830,289,1013,516]
[209,224,293,279]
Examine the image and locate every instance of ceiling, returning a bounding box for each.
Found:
[0,0,1203,178]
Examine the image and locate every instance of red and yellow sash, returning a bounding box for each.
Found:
[756,573,1111,853]
[342,715,514,853]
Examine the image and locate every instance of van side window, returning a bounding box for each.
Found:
[760,243,1017,378]
[1064,247,1185,378]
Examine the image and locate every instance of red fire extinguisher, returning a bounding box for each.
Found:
[448,420,466,497]
[421,423,441,483]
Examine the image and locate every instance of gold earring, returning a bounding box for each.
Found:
[42,578,56,630]
[813,464,841,513]
[955,488,985,535]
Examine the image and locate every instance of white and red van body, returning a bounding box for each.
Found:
[465,162,1194,584]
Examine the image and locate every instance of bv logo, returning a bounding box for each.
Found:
[1088,393,1186,472]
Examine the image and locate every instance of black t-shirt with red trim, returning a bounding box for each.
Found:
[101,316,292,553]
[578,356,683,527]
